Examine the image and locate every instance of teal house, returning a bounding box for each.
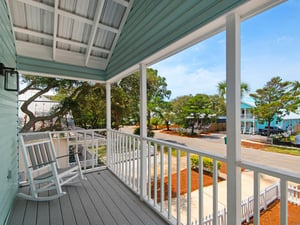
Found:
[241,101,257,134]
[241,98,300,134]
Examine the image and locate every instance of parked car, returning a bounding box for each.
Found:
[258,126,284,136]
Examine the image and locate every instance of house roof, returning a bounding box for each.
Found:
[282,112,300,120]
[5,0,285,82]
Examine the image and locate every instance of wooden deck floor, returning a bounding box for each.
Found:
[7,169,168,225]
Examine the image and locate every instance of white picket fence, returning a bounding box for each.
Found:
[192,182,300,225]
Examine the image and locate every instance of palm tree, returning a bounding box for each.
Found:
[217,81,250,98]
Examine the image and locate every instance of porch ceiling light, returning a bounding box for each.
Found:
[0,63,19,91]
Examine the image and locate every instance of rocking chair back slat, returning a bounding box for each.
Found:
[39,143,48,164]
[44,142,53,163]
[27,146,38,169]
[33,145,42,167]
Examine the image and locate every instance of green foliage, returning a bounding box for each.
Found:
[171,94,220,134]
[190,155,221,172]
[183,94,214,135]
[69,83,106,129]
[217,80,250,99]
[150,117,161,129]
[172,95,192,127]
[133,127,155,138]
[216,80,250,116]
[250,76,300,136]
[119,68,171,130]
[19,75,82,132]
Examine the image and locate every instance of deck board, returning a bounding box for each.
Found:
[102,171,168,225]
[87,173,131,225]
[49,191,63,225]
[37,188,50,225]
[8,169,168,225]
[59,188,77,225]
[80,175,116,225]
[23,200,37,225]
[92,172,144,225]
[6,187,28,225]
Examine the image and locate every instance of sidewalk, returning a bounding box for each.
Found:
[166,171,278,224]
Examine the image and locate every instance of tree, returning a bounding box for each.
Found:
[111,84,127,129]
[217,80,250,98]
[216,81,250,116]
[160,101,174,131]
[182,94,213,135]
[68,83,106,129]
[19,75,82,132]
[250,76,300,136]
[172,95,192,127]
[119,68,171,135]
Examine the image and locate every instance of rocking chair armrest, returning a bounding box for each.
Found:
[28,160,56,169]
[55,152,79,159]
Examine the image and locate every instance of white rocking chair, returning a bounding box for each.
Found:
[18,132,86,201]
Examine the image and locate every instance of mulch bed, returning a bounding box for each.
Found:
[161,129,210,138]
[149,168,224,203]
[245,200,300,225]
[241,141,266,149]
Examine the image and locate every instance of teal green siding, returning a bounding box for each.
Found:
[17,56,107,81]
[0,1,18,225]
[106,0,247,79]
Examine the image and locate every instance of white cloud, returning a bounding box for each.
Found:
[153,63,225,99]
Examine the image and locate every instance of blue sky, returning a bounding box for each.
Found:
[152,0,300,100]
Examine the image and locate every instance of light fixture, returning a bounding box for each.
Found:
[0,63,19,91]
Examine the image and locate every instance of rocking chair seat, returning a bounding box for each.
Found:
[34,165,78,180]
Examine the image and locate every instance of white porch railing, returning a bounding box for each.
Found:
[19,129,107,183]
[107,129,300,225]
[18,129,300,224]
[107,129,226,225]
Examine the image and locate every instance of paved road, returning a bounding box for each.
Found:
[121,127,300,174]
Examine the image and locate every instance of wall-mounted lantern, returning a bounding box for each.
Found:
[0,63,19,91]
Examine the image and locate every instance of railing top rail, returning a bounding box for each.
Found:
[144,136,226,161]
[19,128,107,136]
[240,160,300,184]
[108,128,140,138]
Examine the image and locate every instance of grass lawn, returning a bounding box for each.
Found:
[263,145,300,156]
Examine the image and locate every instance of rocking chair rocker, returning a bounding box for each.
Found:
[18,132,86,201]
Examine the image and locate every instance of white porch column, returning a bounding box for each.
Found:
[139,63,147,199]
[106,82,111,167]
[244,108,246,134]
[226,13,241,225]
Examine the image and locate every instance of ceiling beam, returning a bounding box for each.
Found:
[13,27,110,54]
[112,0,129,7]
[16,0,119,34]
[98,23,119,34]
[57,8,93,25]
[53,0,58,60]
[14,27,53,40]
[16,40,107,69]
[17,0,54,12]
[85,0,105,66]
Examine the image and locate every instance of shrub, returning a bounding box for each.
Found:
[133,127,154,137]
[191,155,221,172]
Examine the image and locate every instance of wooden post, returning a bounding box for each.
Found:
[226,12,241,225]
[140,63,147,199]
[106,82,111,167]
